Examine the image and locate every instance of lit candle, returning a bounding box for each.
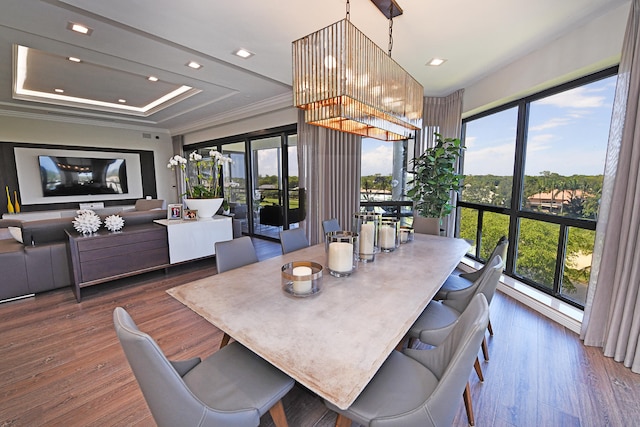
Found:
[359,222,375,259]
[379,224,396,249]
[328,241,353,273]
[292,266,312,294]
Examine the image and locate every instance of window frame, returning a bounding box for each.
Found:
[458,66,617,309]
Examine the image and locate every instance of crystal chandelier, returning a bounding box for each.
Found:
[292,0,423,141]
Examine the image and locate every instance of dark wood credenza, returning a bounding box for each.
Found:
[66,225,169,301]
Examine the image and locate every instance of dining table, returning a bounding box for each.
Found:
[167,233,470,410]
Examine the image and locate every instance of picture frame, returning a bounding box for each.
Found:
[183,209,198,220]
[167,204,183,220]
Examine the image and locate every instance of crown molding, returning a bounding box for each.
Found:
[0,104,170,134]
[170,92,294,136]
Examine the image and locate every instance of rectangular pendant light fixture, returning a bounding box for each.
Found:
[292,17,423,141]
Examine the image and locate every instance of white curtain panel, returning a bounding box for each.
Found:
[581,0,640,374]
[297,110,362,245]
[416,89,464,237]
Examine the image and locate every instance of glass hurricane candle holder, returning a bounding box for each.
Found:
[378,218,399,252]
[353,213,380,262]
[281,261,323,297]
[399,226,414,244]
[325,231,358,277]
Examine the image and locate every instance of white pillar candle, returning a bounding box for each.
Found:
[359,222,375,255]
[328,241,353,273]
[379,225,396,249]
[400,229,409,243]
[292,266,313,294]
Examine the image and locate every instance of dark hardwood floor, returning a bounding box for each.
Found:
[1,237,639,426]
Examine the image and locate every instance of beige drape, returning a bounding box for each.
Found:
[415,89,464,236]
[297,111,362,245]
[581,0,640,374]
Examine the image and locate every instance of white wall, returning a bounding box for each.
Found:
[183,107,297,144]
[463,2,629,117]
[0,116,179,205]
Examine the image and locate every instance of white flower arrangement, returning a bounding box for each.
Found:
[73,209,102,235]
[167,150,232,199]
[104,214,125,232]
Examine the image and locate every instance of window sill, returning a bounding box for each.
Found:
[459,257,583,334]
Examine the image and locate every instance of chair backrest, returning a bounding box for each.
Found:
[113,307,208,427]
[322,218,340,237]
[444,255,504,313]
[214,236,259,273]
[424,294,490,426]
[279,228,309,254]
[460,236,508,282]
[413,215,440,235]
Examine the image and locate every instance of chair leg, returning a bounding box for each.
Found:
[487,319,494,336]
[481,336,489,361]
[219,333,231,349]
[462,382,475,426]
[268,400,289,427]
[473,357,484,382]
[335,413,352,427]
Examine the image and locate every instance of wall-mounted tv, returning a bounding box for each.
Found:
[38,155,129,197]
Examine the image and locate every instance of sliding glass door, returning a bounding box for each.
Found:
[186,125,298,241]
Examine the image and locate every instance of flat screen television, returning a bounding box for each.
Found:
[38,155,129,197]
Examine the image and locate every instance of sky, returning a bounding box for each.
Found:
[462,75,616,177]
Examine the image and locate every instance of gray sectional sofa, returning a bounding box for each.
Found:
[0,202,167,302]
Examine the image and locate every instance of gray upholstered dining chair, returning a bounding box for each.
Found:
[436,235,508,300]
[325,294,490,427]
[406,255,504,426]
[435,235,508,358]
[279,228,309,254]
[214,236,259,348]
[322,218,341,238]
[413,215,440,235]
[215,236,259,274]
[113,307,295,427]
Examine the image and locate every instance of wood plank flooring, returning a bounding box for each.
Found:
[1,237,639,426]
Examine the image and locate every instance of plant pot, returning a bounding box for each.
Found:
[184,198,223,218]
[413,216,440,236]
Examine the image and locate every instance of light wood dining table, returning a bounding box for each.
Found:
[167,233,470,410]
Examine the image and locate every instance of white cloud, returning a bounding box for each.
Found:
[463,142,514,175]
[529,117,571,132]
[361,143,393,176]
[527,133,555,151]
[537,86,605,108]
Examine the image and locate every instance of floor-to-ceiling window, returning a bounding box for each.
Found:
[458,67,617,308]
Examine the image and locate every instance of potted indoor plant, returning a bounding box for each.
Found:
[167,149,232,218]
[407,133,464,234]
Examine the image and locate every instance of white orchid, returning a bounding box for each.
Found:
[167,150,232,199]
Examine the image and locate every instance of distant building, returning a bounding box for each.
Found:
[527,189,587,212]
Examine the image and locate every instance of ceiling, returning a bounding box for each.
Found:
[0,0,629,136]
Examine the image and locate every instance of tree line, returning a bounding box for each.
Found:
[461,172,603,220]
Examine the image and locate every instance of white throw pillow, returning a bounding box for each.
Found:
[8,226,23,244]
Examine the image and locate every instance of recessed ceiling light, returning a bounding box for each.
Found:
[68,57,81,63]
[233,48,254,59]
[67,22,93,36]
[54,88,64,93]
[148,76,159,82]
[427,58,447,66]
[187,61,202,70]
